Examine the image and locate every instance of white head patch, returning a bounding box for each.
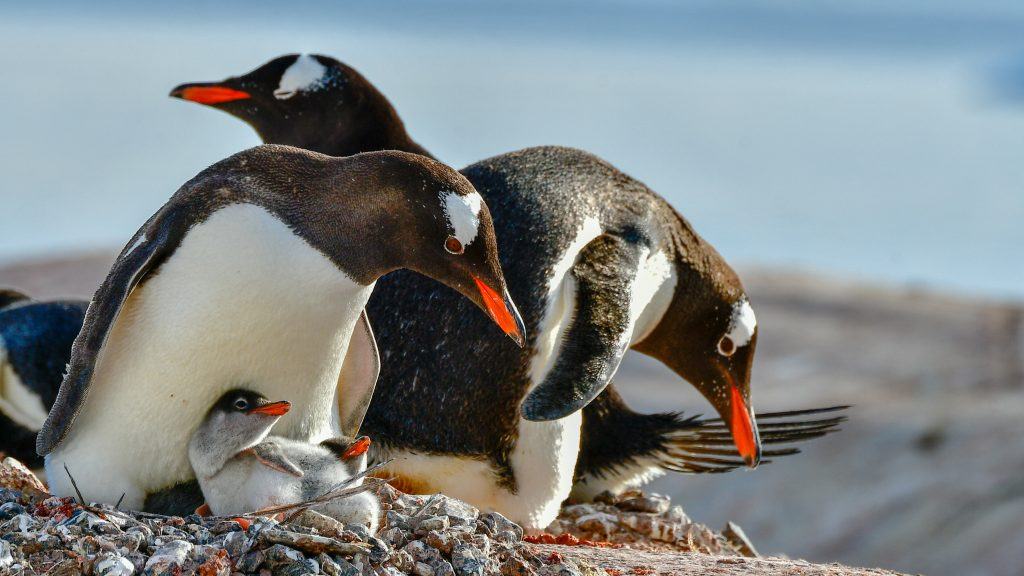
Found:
[442,191,483,247]
[726,299,757,347]
[274,54,328,100]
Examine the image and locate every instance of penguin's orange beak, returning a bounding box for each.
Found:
[170,83,251,105]
[473,276,526,347]
[342,436,372,459]
[249,401,291,417]
[729,385,761,467]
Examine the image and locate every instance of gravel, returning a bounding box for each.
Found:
[0,457,754,575]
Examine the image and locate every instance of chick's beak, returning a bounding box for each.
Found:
[472,276,526,347]
[729,385,761,467]
[342,436,372,460]
[248,400,291,417]
[170,82,251,105]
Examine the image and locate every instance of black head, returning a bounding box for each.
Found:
[0,288,29,309]
[633,231,761,467]
[209,389,292,419]
[170,54,427,157]
[212,145,525,345]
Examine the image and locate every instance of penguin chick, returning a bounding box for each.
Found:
[189,389,379,530]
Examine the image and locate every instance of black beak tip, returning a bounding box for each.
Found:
[169,84,186,99]
[503,290,528,348]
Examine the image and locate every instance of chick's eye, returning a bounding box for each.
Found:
[717,335,736,357]
[444,236,464,255]
[234,399,249,410]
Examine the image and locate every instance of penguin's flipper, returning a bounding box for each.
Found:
[336,310,380,437]
[36,207,191,456]
[249,442,304,478]
[522,233,644,422]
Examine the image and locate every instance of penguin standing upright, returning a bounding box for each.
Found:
[171,55,844,530]
[0,291,87,467]
[189,389,380,530]
[37,144,524,514]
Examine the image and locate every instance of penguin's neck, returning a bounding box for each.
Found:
[188,416,271,480]
[63,203,374,499]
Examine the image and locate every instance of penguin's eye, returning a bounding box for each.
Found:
[444,236,464,255]
[234,398,249,411]
[717,335,736,357]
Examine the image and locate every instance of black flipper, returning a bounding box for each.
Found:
[336,311,380,438]
[576,385,847,481]
[36,206,194,456]
[249,441,304,477]
[521,233,645,421]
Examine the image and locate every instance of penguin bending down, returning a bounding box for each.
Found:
[0,290,87,467]
[173,55,845,530]
[36,144,524,513]
[189,389,379,530]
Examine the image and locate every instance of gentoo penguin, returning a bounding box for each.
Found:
[0,291,88,467]
[36,144,525,514]
[172,55,844,529]
[189,389,379,530]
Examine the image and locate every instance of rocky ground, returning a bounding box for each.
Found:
[3,252,1022,576]
[0,457,902,576]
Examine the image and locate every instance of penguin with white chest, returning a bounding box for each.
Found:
[189,389,379,530]
[36,144,525,514]
[173,55,845,530]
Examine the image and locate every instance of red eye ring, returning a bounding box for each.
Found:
[717,335,736,357]
[445,236,464,255]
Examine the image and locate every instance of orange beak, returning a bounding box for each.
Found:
[342,436,372,459]
[171,85,251,105]
[730,385,761,467]
[473,276,526,347]
[249,400,291,417]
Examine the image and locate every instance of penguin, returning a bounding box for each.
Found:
[36,144,525,514]
[0,291,88,467]
[189,389,379,530]
[173,54,845,530]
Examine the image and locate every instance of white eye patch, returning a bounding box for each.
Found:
[726,298,757,347]
[274,54,328,100]
[442,190,483,247]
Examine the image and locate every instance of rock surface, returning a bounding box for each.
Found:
[0,459,904,575]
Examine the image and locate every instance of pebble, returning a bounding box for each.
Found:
[144,539,193,574]
[94,552,136,576]
[451,542,489,576]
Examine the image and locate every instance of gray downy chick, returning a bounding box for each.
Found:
[188,389,379,530]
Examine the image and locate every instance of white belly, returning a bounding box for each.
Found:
[46,204,370,508]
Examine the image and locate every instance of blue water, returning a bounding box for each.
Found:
[2,1,1022,298]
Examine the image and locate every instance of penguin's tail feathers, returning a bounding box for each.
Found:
[656,405,849,474]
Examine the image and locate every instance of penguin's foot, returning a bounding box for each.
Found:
[659,406,848,473]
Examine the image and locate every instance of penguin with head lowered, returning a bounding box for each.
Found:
[37,144,524,514]
[189,389,379,530]
[172,55,845,531]
[0,290,87,468]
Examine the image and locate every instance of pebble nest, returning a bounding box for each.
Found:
[0,458,755,576]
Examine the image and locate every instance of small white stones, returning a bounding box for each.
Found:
[274,54,329,100]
